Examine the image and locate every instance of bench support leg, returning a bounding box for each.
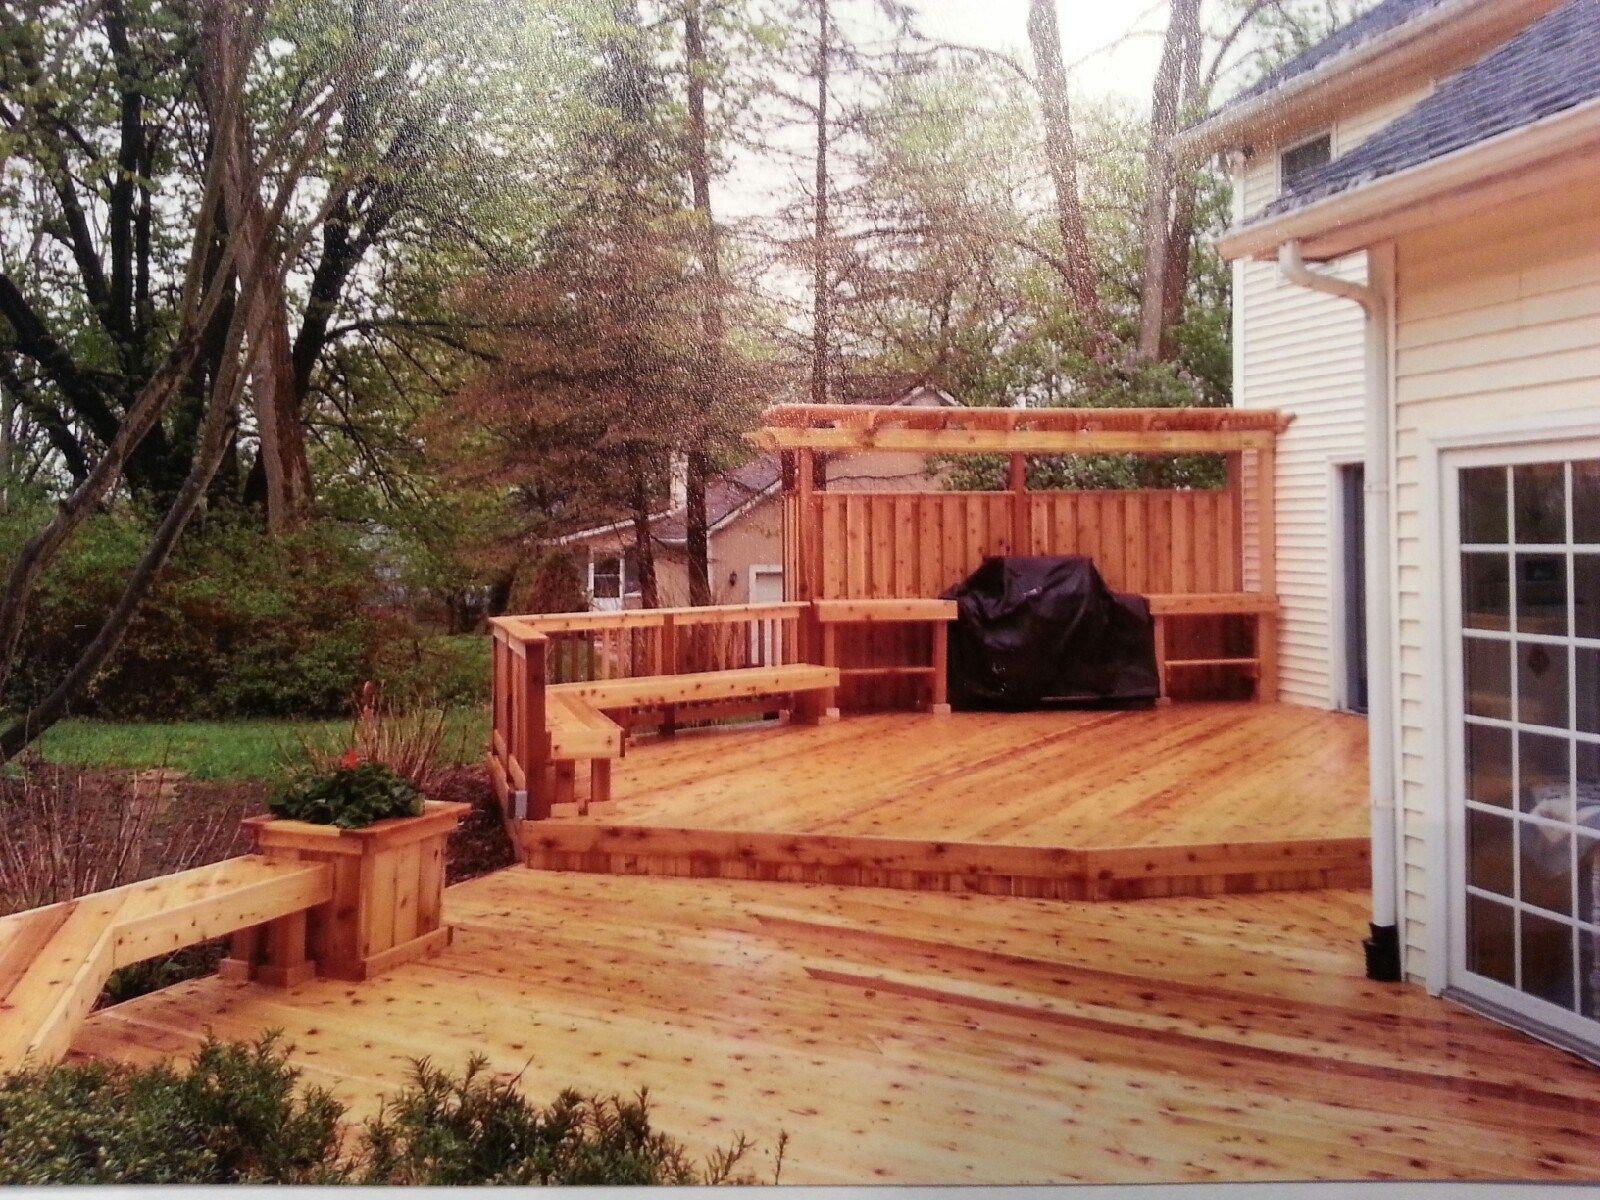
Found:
[586,759,611,813]
[552,761,576,809]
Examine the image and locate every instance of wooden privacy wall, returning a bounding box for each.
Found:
[791,489,1241,600]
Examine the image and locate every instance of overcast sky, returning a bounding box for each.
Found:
[910,0,1169,102]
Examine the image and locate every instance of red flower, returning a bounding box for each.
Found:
[340,748,362,770]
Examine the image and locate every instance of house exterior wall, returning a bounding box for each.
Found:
[1390,183,1600,985]
[1234,84,1432,708]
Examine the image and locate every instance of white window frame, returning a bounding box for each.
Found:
[1423,413,1600,1058]
[1277,129,1333,196]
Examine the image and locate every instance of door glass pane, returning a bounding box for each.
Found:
[1575,462,1600,544]
[1520,910,1575,1011]
[1462,467,1509,544]
[1577,649,1600,736]
[1575,555,1600,640]
[1516,553,1568,636]
[1577,742,1600,808]
[1514,462,1567,544]
[1517,641,1569,729]
[1465,723,1513,808]
[1467,894,1516,986]
[1520,731,1571,815]
[1461,553,1511,630]
[1464,637,1512,720]
[1467,807,1515,898]
[1580,926,1600,1021]
[1520,821,1573,917]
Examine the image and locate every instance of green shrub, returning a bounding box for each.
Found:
[1,509,489,720]
[358,1059,756,1185]
[269,760,424,829]
[0,1035,344,1185]
[0,1041,767,1185]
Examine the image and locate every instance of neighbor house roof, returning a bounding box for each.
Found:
[1266,0,1600,216]
[558,384,958,548]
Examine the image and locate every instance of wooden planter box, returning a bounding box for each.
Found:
[223,800,469,985]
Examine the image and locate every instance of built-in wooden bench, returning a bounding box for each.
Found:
[511,663,841,818]
[0,855,333,1071]
[1147,592,1279,702]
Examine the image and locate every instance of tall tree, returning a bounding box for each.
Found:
[1024,0,1112,364]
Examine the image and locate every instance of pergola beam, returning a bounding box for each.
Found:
[748,403,1291,456]
[750,427,1278,455]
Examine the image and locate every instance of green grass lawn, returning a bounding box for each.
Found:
[30,708,489,782]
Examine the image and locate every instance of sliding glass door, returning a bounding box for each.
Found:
[1448,450,1600,1050]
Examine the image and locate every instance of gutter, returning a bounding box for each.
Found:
[1176,0,1561,162]
[1218,93,1600,262]
[1278,241,1402,984]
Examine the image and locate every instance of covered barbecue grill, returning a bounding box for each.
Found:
[941,555,1159,710]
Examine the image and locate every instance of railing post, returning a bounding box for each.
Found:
[523,634,550,819]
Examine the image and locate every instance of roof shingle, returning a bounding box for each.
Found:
[1265,0,1600,216]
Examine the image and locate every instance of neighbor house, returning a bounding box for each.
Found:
[1181,0,1600,1056]
[556,384,958,609]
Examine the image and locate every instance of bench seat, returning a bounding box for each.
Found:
[546,693,623,760]
[550,664,840,712]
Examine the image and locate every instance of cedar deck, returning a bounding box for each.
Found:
[75,870,1600,1184]
[521,702,1372,900]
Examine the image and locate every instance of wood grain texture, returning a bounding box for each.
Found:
[517,703,1368,899]
[74,870,1600,1185]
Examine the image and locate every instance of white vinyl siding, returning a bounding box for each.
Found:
[1393,186,1600,985]
[1233,85,1432,708]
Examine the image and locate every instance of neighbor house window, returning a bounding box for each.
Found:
[591,549,640,603]
[1280,132,1332,192]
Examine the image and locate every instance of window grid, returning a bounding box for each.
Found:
[1460,460,1600,1018]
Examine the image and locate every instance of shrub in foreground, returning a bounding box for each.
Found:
[0,1036,343,1184]
[0,1038,768,1185]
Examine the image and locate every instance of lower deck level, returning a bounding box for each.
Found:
[76,870,1600,1184]
[523,702,1372,900]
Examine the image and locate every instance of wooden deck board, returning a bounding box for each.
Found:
[74,870,1600,1184]
[563,703,1365,848]
[521,703,1369,899]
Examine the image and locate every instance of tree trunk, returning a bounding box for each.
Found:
[1135,0,1199,362]
[684,0,720,606]
[1025,0,1111,363]
[203,9,315,534]
[1157,8,1207,363]
[810,0,831,406]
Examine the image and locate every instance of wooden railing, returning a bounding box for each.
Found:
[502,602,806,685]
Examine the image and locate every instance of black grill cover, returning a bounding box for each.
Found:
[941,555,1159,710]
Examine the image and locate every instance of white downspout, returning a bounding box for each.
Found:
[1277,240,1402,982]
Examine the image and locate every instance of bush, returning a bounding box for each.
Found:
[269,759,424,829]
[0,1036,344,1185]
[358,1058,758,1185]
[0,1041,767,1185]
[1,509,489,720]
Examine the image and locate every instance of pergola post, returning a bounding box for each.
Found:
[1008,453,1029,553]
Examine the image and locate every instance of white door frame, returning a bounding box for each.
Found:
[1328,454,1366,714]
[1423,413,1600,1054]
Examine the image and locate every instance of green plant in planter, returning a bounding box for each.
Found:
[269,759,424,830]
